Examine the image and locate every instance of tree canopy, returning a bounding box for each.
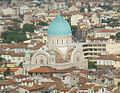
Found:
[88,61,97,69]
[38,21,48,26]
[71,25,77,36]
[80,7,85,12]
[1,30,27,43]
[116,32,120,40]
[88,5,91,12]
[18,62,23,68]
[4,67,11,77]
[98,4,112,10]
[11,19,22,23]
[102,18,119,27]
[0,24,36,43]
[23,24,36,33]
[0,57,5,61]
[118,82,120,86]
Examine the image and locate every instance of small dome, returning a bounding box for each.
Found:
[48,12,72,35]
[50,50,55,55]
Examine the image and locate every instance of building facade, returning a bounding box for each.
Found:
[23,12,87,73]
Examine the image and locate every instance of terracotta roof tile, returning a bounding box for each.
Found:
[20,79,34,83]
[14,74,29,79]
[0,79,18,86]
[24,12,32,15]
[29,19,41,22]
[79,84,94,90]
[0,67,19,72]
[28,66,62,73]
[5,21,17,24]
[94,29,116,33]
[20,84,44,91]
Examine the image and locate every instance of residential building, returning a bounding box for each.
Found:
[83,38,111,61]
[93,28,116,38]
[71,13,83,26]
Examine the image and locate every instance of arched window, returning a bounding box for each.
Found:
[36,59,37,64]
[47,60,48,64]
[77,57,79,62]
[62,39,63,44]
[66,39,68,44]
[40,59,43,64]
[52,40,54,44]
[57,39,58,44]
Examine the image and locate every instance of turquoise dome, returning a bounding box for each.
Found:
[48,12,72,35]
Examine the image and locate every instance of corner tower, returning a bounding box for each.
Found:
[47,12,73,49]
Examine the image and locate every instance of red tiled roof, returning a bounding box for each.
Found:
[94,29,116,33]
[14,74,29,79]
[20,79,34,83]
[28,66,61,73]
[0,67,19,72]
[5,21,17,25]
[29,19,41,22]
[79,84,94,90]
[88,37,110,40]
[94,86,103,91]
[20,84,44,91]
[24,12,32,15]
[0,79,18,86]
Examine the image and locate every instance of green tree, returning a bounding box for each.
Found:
[19,62,23,68]
[23,24,36,33]
[80,7,85,12]
[110,35,116,39]
[66,17,71,24]
[7,26,13,31]
[88,61,97,69]
[36,3,41,6]
[88,5,91,12]
[11,19,22,23]
[116,32,120,40]
[0,57,5,61]
[4,67,11,78]
[1,32,7,40]
[1,28,27,43]
[98,4,112,10]
[71,26,77,36]
[118,82,120,86]
[19,14,24,19]
[38,21,48,26]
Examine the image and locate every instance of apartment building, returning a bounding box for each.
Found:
[83,38,112,61]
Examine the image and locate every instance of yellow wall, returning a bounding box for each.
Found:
[114,78,120,86]
[7,63,16,68]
